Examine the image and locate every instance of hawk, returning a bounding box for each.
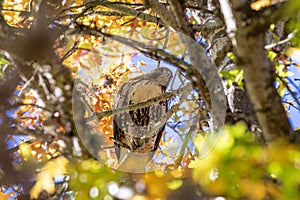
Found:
[112,67,173,172]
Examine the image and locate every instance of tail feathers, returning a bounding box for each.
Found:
[116,148,154,173]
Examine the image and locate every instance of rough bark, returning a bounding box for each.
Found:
[187,0,257,131]
[227,1,294,140]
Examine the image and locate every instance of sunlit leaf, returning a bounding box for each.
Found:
[191,123,300,199]
[286,47,300,66]
[167,179,183,190]
[144,171,173,199]
[68,159,121,199]
[0,56,11,65]
[251,0,271,11]
[227,52,237,61]
[0,189,14,200]
[30,156,69,199]
[220,68,244,88]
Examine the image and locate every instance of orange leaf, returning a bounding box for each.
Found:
[251,0,271,11]
[0,190,14,200]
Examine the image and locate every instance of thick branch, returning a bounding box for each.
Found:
[228,0,294,141]
[147,0,179,29]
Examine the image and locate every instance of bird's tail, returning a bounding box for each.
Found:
[116,148,154,173]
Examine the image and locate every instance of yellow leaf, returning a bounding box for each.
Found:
[30,156,69,199]
[19,143,32,160]
[0,190,14,200]
[138,61,148,66]
[193,134,204,153]
[167,179,183,190]
[286,47,300,66]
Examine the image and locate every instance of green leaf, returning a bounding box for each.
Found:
[0,56,10,65]
[267,50,277,61]
[227,52,237,61]
[220,68,244,88]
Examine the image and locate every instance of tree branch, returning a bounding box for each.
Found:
[147,0,179,29]
[82,0,165,25]
[82,83,193,122]
[228,0,294,141]
[144,1,215,108]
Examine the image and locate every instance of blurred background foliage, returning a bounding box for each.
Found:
[191,122,300,200]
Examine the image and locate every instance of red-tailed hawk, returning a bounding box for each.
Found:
[112,67,173,172]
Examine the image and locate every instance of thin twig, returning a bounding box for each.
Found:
[277,74,300,109]
[83,83,192,122]
[76,24,194,72]
[265,30,298,49]
[17,65,39,97]
[1,8,30,13]
[64,0,164,26]
[218,0,237,46]
[157,28,170,67]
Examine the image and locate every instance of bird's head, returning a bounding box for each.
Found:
[146,67,173,88]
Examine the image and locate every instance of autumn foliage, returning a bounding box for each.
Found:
[0,0,300,199]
